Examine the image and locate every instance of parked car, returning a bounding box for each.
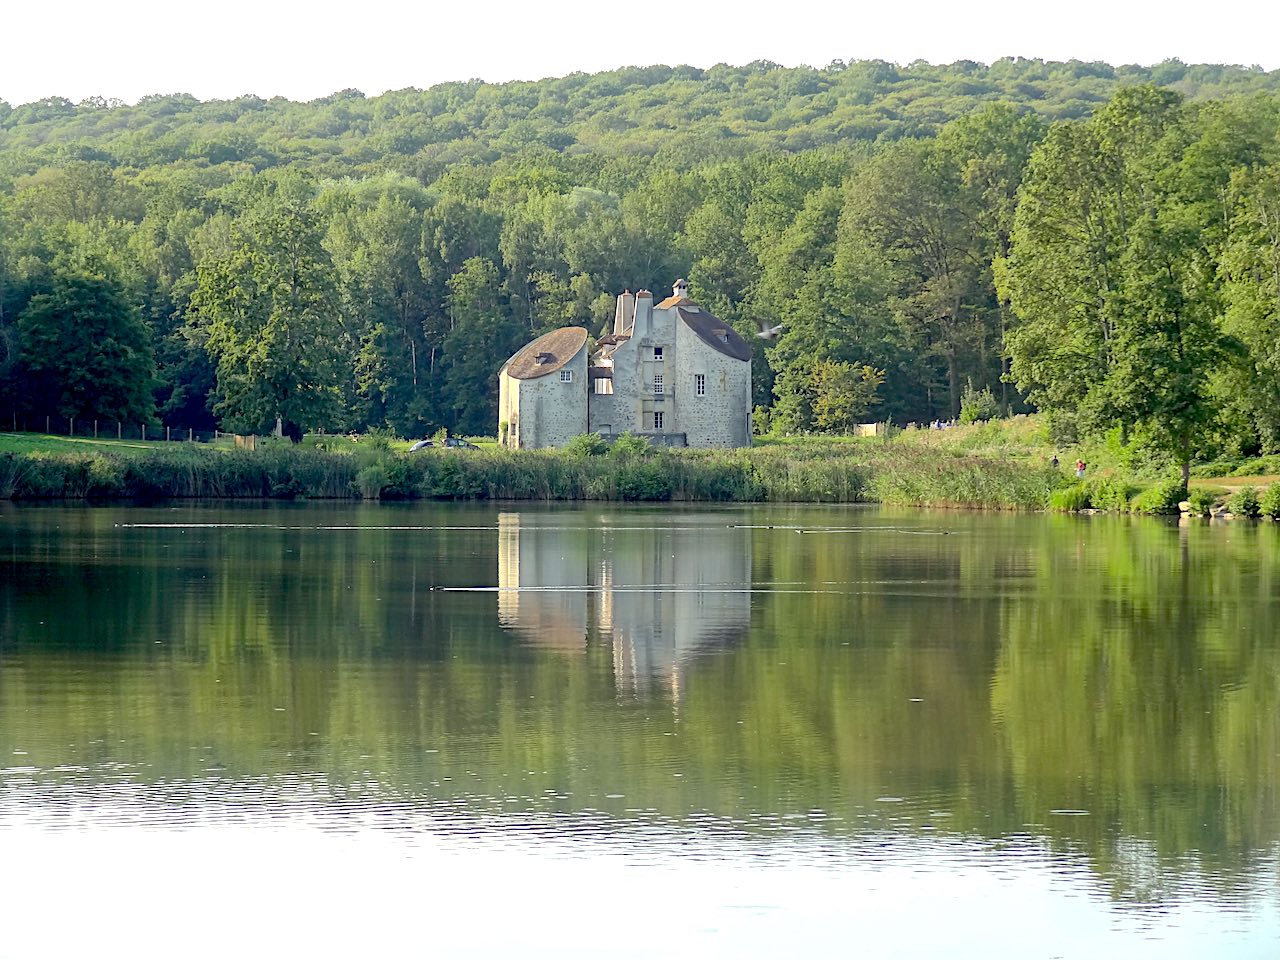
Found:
[443,437,478,449]
[408,439,434,451]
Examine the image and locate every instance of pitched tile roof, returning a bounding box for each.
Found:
[678,308,753,362]
[502,326,589,380]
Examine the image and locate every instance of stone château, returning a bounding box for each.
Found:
[498,279,753,449]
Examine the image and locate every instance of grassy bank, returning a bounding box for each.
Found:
[4,417,1270,512]
[884,415,1280,514]
[0,432,1062,508]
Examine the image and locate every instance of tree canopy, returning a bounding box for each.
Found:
[0,58,1278,467]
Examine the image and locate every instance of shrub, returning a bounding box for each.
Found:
[608,432,653,460]
[1194,461,1234,478]
[361,426,398,451]
[1085,475,1139,512]
[86,454,126,497]
[1227,487,1261,518]
[1230,455,1280,477]
[1186,487,1223,517]
[958,382,1000,424]
[420,453,485,499]
[1045,411,1079,447]
[1261,485,1280,519]
[1132,479,1187,515]
[355,463,389,499]
[616,461,672,500]
[1050,484,1091,512]
[565,433,609,458]
[379,457,414,499]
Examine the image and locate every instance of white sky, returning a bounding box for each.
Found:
[3,0,1276,106]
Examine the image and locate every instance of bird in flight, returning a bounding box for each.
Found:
[756,321,784,340]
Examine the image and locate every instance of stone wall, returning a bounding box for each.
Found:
[585,304,750,446]
[589,334,640,435]
[673,320,752,447]
[502,345,589,449]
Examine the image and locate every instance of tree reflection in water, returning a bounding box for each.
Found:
[0,502,1278,924]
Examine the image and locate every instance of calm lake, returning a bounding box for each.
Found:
[1,502,1277,958]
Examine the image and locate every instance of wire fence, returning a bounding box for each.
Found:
[5,412,222,444]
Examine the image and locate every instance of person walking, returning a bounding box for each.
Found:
[1075,459,1086,480]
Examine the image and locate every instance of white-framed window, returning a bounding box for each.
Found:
[653,374,664,395]
[560,369,573,382]
[653,411,665,430]
[653,346,664,361]
[593,378,613,394]
[695,374,706,397]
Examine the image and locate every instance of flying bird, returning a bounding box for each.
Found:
[756,321,784,340]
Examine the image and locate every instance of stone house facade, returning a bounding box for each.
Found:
[498,280,752,449]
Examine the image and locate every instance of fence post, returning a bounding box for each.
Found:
[46,416,50,434]
[142,424,146,442]
[189,428,193,442]
[117,422,122,440]
[70,416,75,437]
[94,420,98,439]
[167,426,171,442]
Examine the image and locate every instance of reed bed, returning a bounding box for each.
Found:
[0,440,1064,510]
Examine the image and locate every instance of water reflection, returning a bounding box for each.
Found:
[496,512,750,697]
[1,503,1280,956]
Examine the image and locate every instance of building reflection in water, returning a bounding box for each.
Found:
[497,512,751,698]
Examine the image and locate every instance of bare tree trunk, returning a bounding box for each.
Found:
[947,347,960,419]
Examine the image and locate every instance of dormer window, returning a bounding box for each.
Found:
[535,352,554,365]
[714,328,728,343]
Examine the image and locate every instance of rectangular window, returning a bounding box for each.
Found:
[695,374,706,397]
[653,411,665,430]
[653,374,664,395]
[593,378,613,394]
[653,346,663,361]
[560,370,573,382]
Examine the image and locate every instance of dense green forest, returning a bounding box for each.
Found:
[1,57,1279,474]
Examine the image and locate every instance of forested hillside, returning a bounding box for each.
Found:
[1,58,1279,469]
[3,58,1278,172]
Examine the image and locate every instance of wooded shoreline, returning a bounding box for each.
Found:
[5,65,1280,480]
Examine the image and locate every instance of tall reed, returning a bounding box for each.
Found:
[0,440,1064,509]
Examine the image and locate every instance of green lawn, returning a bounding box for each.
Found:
[0,432,174,456]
